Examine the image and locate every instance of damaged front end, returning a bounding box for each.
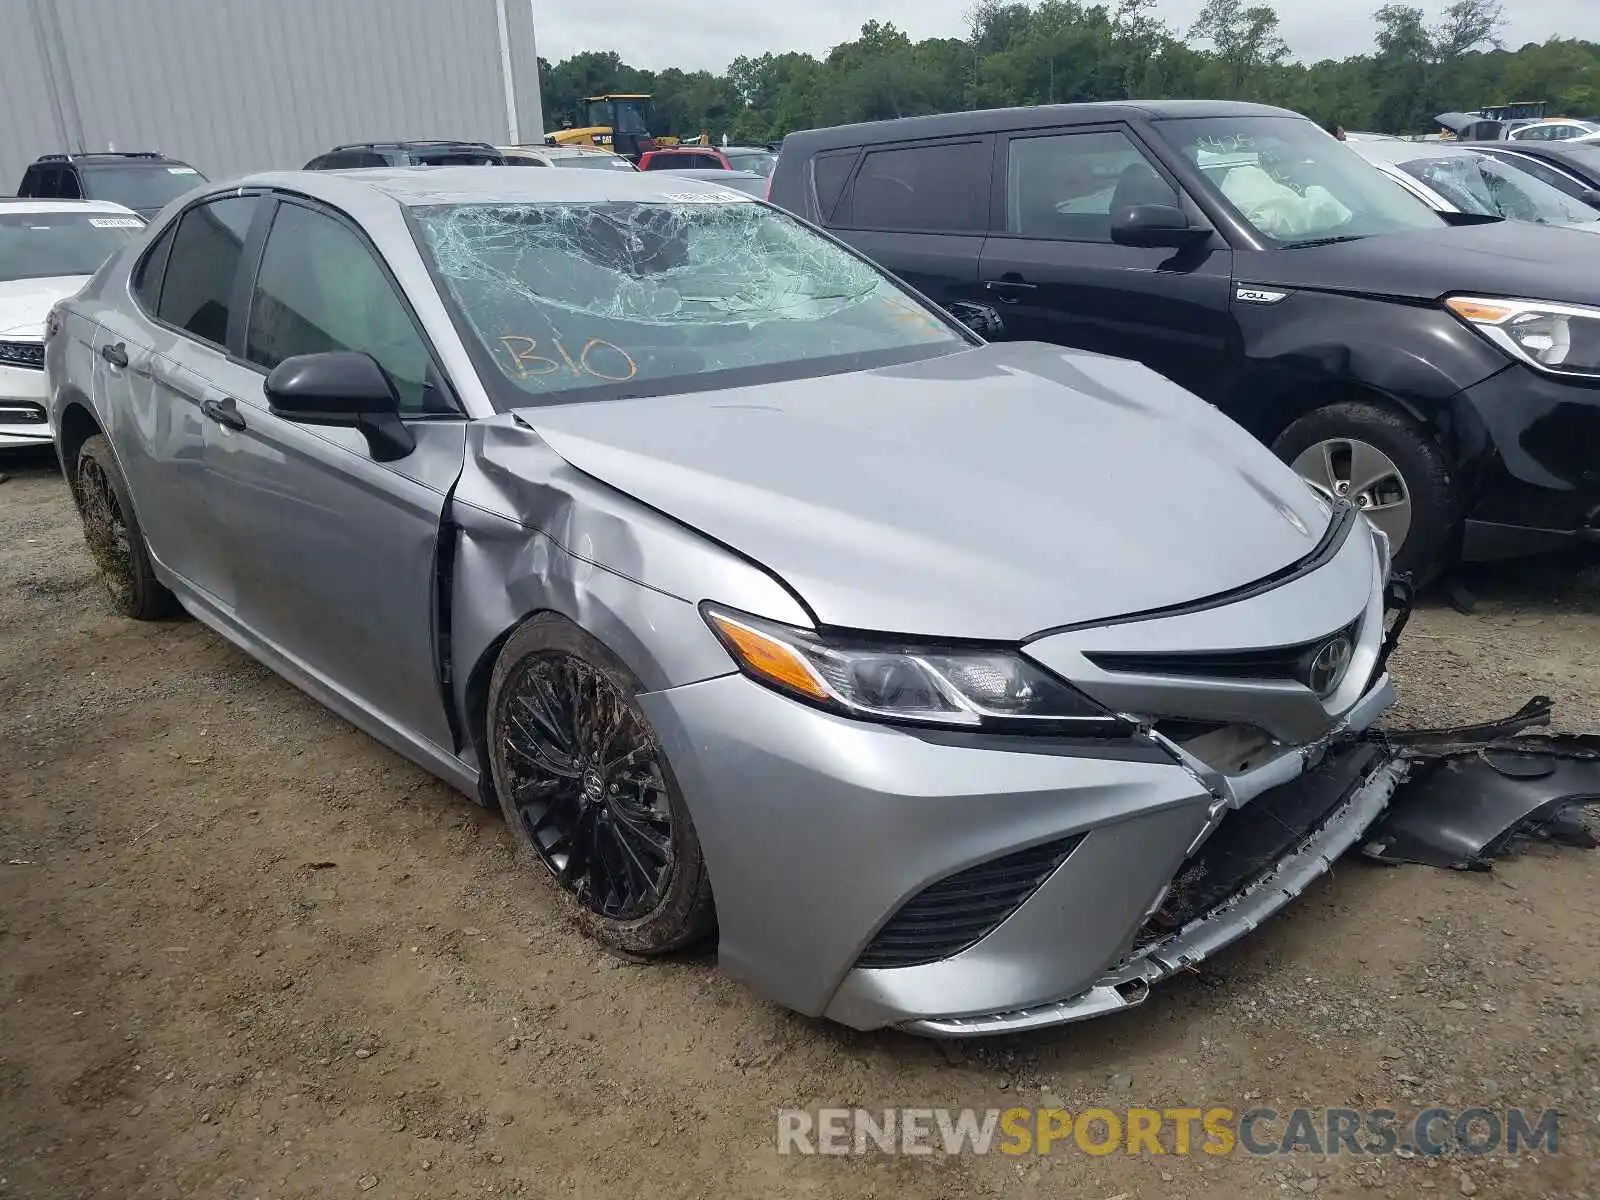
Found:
[905,593,1600,1038]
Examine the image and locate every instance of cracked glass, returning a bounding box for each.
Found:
[410,197,963,404]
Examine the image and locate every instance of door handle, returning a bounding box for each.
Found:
[100,342,129,368]
[983,277,1037,304]
[201,396,247,431]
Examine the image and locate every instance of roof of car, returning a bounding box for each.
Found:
[31,151,181,166]
[782,100,1299,151]
[648,169,764,181]
[1350,140,1480,165]
[0,197,144,216]
[231,167,762,209]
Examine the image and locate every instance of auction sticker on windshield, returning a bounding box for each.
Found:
[658,190,752,203]
[88,217,144,229]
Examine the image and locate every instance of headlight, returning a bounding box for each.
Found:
[702,605,1124,734]
[1446,295,1600,378]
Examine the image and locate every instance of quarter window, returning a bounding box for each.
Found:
[845,141,989,232]
[244,201,438,414]
[155,195,259,346]
[132,221,177,311]
[811,151,858,223]
[1005,131,1178,242]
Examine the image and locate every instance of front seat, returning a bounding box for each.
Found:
[1110,162,1180,215]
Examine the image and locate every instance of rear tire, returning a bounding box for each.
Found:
[72,434,177,620]
[487,613,715,956]
[1272,401,1457,583]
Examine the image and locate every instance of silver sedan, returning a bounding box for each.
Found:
[46,167,1401,1035]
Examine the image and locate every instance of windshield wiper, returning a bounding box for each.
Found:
[1282,234,1369,248]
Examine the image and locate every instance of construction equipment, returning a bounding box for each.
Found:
[545,94,708,161]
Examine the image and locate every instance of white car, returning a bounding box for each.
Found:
[1,198,145,447]
[1508,119,1600,143]
[496,144,638,171]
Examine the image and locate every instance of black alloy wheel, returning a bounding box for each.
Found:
[488,615,714,954]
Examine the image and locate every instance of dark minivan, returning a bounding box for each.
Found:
[769,100,1600,579]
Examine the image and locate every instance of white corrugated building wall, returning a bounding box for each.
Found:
[2,0,544,186]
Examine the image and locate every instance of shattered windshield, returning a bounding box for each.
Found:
[410,197,964,405]
[1400,154,1600,225]
[1157,116,1445,245]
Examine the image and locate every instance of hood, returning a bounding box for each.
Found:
[516,343,1333,640]
[1236,219,1600,306]
[1436,112,1504,140]
[0,275,89,337]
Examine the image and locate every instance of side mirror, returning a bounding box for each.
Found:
[264,351,415,462]
[1580,188,1600,211]
[1111,204,1212,248]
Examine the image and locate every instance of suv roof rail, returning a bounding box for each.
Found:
[330,140,499,152]
[35,150,164,162]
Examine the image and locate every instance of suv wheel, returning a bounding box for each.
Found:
[1272,401,1457,582]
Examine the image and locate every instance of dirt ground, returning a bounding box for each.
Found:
[3,446,1598,1200]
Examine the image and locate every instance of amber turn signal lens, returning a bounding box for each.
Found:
[705,612,831,703]
[1446,297,1515,324]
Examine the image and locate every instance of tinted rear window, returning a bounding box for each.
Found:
[156,195,259,346]
[844,141,989,232]
[811,151,858,223]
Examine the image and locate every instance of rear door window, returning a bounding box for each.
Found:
[56,169,82,199]
[155,195,260,347]
[841,140,991,233]
[810,150,859,224]
[1004,130,1179,242]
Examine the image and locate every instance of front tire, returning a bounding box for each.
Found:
[487,614,715,955]
[1272,401,1457,583]
[73,434,177,620]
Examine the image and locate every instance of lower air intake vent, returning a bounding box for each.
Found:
[856,834,1085,969]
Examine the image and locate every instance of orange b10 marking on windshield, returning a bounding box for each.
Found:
[499,336,638,382]
[880,297,943,334]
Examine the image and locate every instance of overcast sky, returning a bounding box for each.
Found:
[534,0,1598,73]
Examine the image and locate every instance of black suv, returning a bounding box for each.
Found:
[16,151,206,220]
[303,141,506,169]
[770,100,1600,579]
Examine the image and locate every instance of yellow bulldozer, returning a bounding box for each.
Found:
[545,94,706,162]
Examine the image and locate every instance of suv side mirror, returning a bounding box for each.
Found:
[265,351,415,461]
[1111,204,1211,248]
[1580,188,1600,211]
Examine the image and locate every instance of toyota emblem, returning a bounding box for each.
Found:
[1307,635,1354,696]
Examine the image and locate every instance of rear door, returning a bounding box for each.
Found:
[978,125,1237,401]
[826,136,994,314]
[199,194,467,753]
[93,194,263,610]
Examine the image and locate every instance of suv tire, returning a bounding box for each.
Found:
[1272,401,1457,583]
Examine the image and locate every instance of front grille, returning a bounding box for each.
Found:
[1131,743,1385,953]
[1087,619,1361,692]
[0,340,45,371]
[856,834,1085,969]
[0,400,47,424]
